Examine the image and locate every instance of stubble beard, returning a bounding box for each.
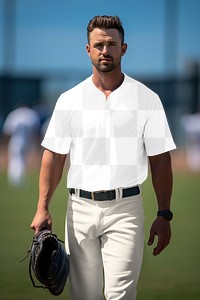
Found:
[93,58,121,73]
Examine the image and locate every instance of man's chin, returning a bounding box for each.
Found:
[97,65,115,73]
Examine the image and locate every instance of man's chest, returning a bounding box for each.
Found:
[69,108,144,139]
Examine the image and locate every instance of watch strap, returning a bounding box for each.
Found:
[157,210,173,221]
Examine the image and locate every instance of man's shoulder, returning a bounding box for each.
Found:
[125,74,158,97]
[55,76,92,109]
[61,76,92,98]
[124,74,162,110]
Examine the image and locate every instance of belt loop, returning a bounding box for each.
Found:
[75,188,80,197]
[119,187,123,199]
[115,188,120,200]
[138,185,141,195]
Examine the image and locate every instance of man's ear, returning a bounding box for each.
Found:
[86,44,91,57]
[121,43,128,56]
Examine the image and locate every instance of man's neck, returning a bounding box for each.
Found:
[92,69,124,98]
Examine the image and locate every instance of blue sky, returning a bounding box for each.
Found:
[0,0,200,76]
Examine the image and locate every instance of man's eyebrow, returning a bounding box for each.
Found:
[93,40,117,45]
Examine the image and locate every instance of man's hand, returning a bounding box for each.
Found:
[148,217,171,256]
[30,209,52,234]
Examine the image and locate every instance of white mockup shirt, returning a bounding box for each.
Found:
[42,74,176,191]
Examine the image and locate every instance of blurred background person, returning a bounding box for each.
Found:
[2,103,40,186]
[33,103,51,140]
[181,112,200,172]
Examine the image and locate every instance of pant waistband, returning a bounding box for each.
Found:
[69,186,140,201]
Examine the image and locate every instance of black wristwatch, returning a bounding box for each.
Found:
[157,210,173,221]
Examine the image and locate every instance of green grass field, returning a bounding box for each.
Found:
[0,169,199,300]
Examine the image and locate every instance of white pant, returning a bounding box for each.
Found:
[65,189,144,300]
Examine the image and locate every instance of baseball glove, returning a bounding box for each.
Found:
[22,230,69,296]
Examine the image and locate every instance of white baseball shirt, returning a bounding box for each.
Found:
[42,74,176,191]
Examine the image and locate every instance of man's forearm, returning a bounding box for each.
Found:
[147,152,173,255]
[149,152,173,210]
[37,149,67,210]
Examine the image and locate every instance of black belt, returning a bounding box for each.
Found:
[69,186,140,201]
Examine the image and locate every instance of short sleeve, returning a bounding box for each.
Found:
[41,96,72,154]
[144,96,176,156]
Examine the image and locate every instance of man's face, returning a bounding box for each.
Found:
[86,28,127,73]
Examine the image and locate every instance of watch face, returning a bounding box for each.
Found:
[165,211,173,221]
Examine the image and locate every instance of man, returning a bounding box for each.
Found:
[2,103,40,186]
[31,16,176,300]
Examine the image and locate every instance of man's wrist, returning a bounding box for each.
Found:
[157,210,173,221]
[37,202,49,211]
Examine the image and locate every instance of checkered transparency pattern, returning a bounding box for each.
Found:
[41,75,176,191]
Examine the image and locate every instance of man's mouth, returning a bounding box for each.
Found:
[99,57,112,62]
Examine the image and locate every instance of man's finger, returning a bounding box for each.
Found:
[153,237,164,256]
[148,228,156,246]
[153,235,170,256]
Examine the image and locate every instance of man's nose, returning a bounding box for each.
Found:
[101,45,109,55]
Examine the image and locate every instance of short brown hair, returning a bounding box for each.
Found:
[87,15,125,44]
